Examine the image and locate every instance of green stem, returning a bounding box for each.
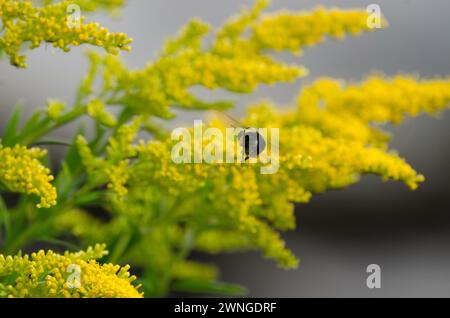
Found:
[20,105,87,146]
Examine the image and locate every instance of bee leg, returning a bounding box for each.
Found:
[240,147,246,162]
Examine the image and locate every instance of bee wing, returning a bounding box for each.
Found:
[214,111,247,129]
[237,129,246,141]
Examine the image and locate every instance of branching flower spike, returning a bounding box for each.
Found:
[0,0,132,67]
[0,244,142,298]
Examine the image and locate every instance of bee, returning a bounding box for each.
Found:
[221,113,267,161]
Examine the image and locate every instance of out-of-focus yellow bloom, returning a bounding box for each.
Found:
[213,0,380,57]
[251,7,382,54]
[76,119,141,197]
[76,135,108,175]
[75,0,377,125]
[106,117,141,161]
[0,143,57,208]
[46,99,66,120]
[81,48,304,121]
[172,261,219,281]
[299,75,450,124]
[87,99,117,127]
[0,0,132,67]
[106,159,130,196]
[0,244,142,298]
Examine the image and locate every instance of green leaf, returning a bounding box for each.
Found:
[64,126,85,174]
[35,238,80,251]
[72,191,106,206]
[20,111,47,140]
[54,162,73,202]
[2,104,23,146]
[0,272,19,286]
[32,139,72,147]
[108,232,132,264]
[90,122,108,154]
[171,279,248,296]
[0,194,11,242]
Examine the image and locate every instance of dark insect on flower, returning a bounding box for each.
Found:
[238,129,267,161]
[221,112,267,161]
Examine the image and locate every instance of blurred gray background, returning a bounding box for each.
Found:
[1,0,449,297]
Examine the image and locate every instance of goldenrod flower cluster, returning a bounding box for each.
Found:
[87,99,117,127]
[0,143,57,208]
[251,7,381,53]
[300,75,450,124]
[70,74,450,275]
[212,0,377,57]
[0,0,132,67]
[46,99,66,120]
[77,0,376,124]
[0,244,142,298]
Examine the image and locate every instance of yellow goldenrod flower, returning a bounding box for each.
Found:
[251,6,383,54]
[46,99,66,120]
[76,119,140,197]
[73,74,450,270]
[0,0,132,67]
[106,118,141,161]
[0,143,57,208]
[87,99,117,127]
[0,244,143,298]
[74,1,377,125]
[106,159,130,197]
[299,75,450,124]
[213,0,380,57]
[75,135,108,175]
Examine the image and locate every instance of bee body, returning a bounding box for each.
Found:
[238,129,266,161]
[218,112,267,161]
